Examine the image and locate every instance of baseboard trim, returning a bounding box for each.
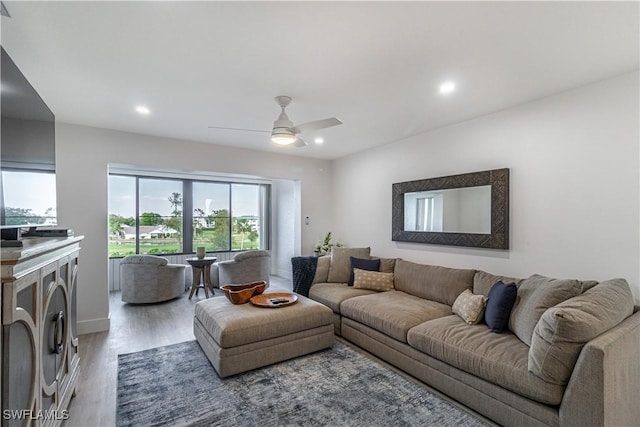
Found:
[78,314,111,335]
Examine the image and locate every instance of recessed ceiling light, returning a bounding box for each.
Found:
[439,81,456,95]
[314,137,324,144]
[135,105,150,115]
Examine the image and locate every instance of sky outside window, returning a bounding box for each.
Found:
[2,170,56,216]
[139,178,182,217]
[193,182,229,214]
[108,175,135,217]
[231,184,259,217]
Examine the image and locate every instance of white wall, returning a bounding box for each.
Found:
[333,72,640,303]
[56,124,333,334]
[272,179,298,279]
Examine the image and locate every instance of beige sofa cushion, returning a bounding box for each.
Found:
[327,247,371,283]
[509,274,584,346]
[529,278,634,385]
[452,290,487,325]
[308,282,376,313]
[473,270,523,296]
[353,269,395,291]
[394,259,475,306]
[340,291,452,342]
[372,257,397,273]
[407,315,565,405]
[312,256,331,284]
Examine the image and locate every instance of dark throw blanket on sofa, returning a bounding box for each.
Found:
[291,256,318,296]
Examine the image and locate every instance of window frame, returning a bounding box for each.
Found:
[108,172,270,258]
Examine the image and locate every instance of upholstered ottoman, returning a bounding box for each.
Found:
[194,294,334,377]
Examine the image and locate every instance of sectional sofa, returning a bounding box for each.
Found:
[305,247,640,427]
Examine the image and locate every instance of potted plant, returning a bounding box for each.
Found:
[313,232,343,256]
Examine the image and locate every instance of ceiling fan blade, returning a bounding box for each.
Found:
[290,117,342,134]
[293,137,307,148]
[208,125,270,133]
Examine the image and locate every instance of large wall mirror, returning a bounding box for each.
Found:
[392,168,509,249]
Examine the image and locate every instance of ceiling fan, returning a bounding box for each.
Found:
[208,96,342,147]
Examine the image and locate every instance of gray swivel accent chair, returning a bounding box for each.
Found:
[120,255,186,303]
[211,250,271,288]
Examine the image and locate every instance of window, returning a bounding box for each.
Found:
[108,175,135,257]
[231,184,264,250]
[1,169,57,226]
[415,197,434,231]
[108,173,270,258]
[139,178,183,255]
[193,182,230,252]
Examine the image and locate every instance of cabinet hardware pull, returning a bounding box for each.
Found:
[53,311,64,354]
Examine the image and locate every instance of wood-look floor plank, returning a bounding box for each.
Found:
[64,276,292,427]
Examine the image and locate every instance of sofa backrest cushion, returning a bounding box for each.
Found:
[312,255,331,284]
[327,247,371,283]
[473,270,523,296]
[528,278,634,385]
[509,274,584,346]
[378,258,397,274]
[394,259,475,306]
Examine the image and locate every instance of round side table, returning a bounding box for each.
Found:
[186,257,217,299]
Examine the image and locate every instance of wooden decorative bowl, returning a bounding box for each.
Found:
[220,281,267,304]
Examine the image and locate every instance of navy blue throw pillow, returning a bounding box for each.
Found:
[484,281,518,333]
[348,257,380,286]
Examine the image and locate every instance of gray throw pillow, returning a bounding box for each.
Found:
[528,278,634,385]
[509,274,583,346]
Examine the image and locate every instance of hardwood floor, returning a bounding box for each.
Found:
[64,276,292,427]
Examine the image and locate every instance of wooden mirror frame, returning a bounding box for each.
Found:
[392,168,509,249]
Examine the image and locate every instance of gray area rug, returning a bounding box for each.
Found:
[117,340,488,427]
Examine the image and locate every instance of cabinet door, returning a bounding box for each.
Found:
[2,269,40,427]
[68,253,79,368]
[40,262,65,416]
[57,253,79,406]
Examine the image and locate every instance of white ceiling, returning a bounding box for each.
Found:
[1,1,638,160]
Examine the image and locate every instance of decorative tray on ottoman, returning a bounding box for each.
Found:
[250,292,298,308]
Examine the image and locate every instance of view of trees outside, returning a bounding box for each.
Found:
[193,182,230,251]
[139,178,183,254]
[108,175,263,258]
[231,184,260,250]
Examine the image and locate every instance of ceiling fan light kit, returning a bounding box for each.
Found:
[271,132,297,145]
[209,95,343,148]
[270,96,298,145]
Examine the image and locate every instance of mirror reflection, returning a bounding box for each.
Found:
[404,185,491,234]
[392,168,508,249]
